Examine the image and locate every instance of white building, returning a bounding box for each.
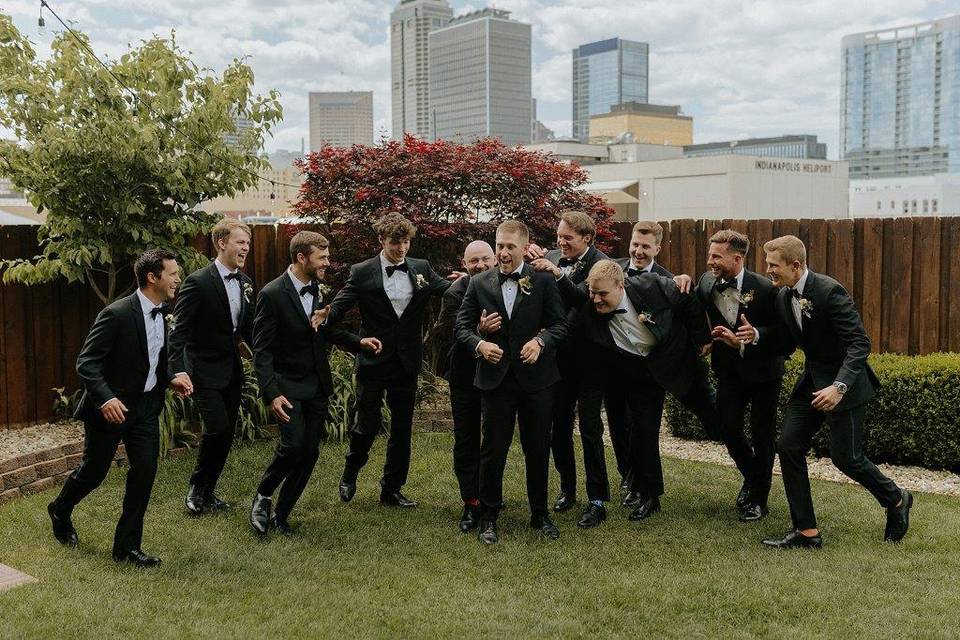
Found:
[308,91,374,150]
[850,174,960,217]
[524,140,683,165]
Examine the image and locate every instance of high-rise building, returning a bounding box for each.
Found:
[841,15,960,179]
[308,91,374,150]
[428,8,532,146]
[531,98,555,143]
[684,135,827,159]
[223,115,255,151]
[572,38,649,142]
[390,0,454,140]
[589,102,692,145]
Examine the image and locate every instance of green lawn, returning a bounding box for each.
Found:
[1,433,957,639]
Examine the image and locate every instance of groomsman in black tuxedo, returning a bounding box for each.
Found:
[526,211,609,519]
[433,240,497,532]
[48,250,190,566]
[456,220,568,544]
[756,235,911,548]
[695,230,784,522]
[168,218,255,516]
[325,213,453,508]
[249,231,381,536]
[567,260,713,522]
[615,221,674,279]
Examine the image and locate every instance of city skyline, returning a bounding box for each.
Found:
[1,1,955,159]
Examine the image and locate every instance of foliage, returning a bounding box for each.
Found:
[666,352,960,471]
[237,357,271,443]
[158,390,200,457]
[0,14,282,303]
[50,387,82,423]
[290,135,619,286]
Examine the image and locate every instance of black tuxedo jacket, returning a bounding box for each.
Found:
[615,258,673,279]
[434,275,476,388]
[455,264,568,392]
[696,269,785,384]
[763,271,879,410]
[569,274,711,398]
[75,292,172,422]
[326,255,449,378]
[253,273,362,402]
[167,262,254,389]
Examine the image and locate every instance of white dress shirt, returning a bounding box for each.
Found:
[136,289,165,393]
[500,263,524,319]
[792,269,810,329]
[287,268,314,319]
[214,258,242,330]
[559,248,590,277]
[609,290,658,357]
[713,267,746,327]
[380,252,414,317]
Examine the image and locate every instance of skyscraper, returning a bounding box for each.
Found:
[308,91,374,150]
[390,0,454,140]
[572,38,649,142]
[428,8,532,146]
[841,15,960,179]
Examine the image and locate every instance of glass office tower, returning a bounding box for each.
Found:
[572,38,649,142]
[841,15,960,179]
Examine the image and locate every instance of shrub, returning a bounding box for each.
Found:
[665,352,960,471]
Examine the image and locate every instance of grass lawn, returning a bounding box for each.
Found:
[1,432,958,639]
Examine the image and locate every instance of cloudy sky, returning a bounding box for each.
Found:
[3,0,955,158]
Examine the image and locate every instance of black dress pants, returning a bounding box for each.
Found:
[257,394,329,519]
[479,369,555,520]
[55,392,163,556]
[344,356,418,492]
[450,382,482,503]
[189,367,242,494]
[777,376,901,530]
[549,350,581,497]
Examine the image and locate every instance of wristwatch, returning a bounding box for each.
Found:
[832,381,848,395]
[535,336,545,349]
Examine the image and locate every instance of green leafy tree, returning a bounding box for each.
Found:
[0,14,282,303]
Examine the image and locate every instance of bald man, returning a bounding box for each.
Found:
[434,240,497,532]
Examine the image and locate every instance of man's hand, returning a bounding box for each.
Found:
[360,337,382,354]
[673,274,693,294]
[478,341,504,364]
[100,398,128,425]
[530,258,561,278]
[698,342,712,357]
[711,325,741,349]
[478,309,502,336]
[811,386,843,412]
[170,374,193,398]
[520,338,543,364]
[525,243,546,261]
[735,314,757,344]
[271,395,293,423]
[447,271,467,281]
[311,305,331,331]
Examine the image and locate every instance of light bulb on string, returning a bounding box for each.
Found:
[38,1,46,31]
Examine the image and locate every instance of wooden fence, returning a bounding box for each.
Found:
[2,217,959,428]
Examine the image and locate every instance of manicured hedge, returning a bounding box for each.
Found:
[665,352,960,472]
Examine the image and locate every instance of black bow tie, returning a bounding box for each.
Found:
[299,283,319,297]
[558,257,578,268]
[498,270,522,285]
[385,262,408,277]
[224,272,242,282]
[715,279,737,293]
[599,308,628,321]
[626,267,643,277]
[791,288,802,299]
[150,306,166,319]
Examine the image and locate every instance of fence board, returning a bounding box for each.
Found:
[948,218,960,352]
[916,218,941,355]
[886,219,913,354]
[857,219,883,350]
[2,228,34,427]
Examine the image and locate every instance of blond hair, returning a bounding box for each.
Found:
[211,218,251,249]
[559,210,596,242]
[586,259,624,286]
[710,229,750,256]
[631,221,664,245]
[496,219,530,243]
[763,235,807,266]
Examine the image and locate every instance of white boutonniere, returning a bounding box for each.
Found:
[415,273,427,289]
[165,314,176,329]
[242,281,253,304]
[518,275,533,295]
[738,290,755,307]
[319,283,332,300]
[637,311,656,325]
[799,298,813,318]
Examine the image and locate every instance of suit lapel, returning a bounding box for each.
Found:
[779,287,802,342]
[625,282,662,340]
[129,294,149,363]
[510,264,531,317]
[488,269,510,322]
[208,262,234,330]
[282,273,312,329]
[399,261,421,321]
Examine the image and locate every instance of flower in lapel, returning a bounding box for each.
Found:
[798,298,813,318]
[738,290,755,307]
[165,313,176,329]
[415,273,427,289]
[517,275,533,295]
[637,311,656,325]
[319,283,332,300]
[242,281,253,304]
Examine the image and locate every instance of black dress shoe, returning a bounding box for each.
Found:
[270,515,297,536]
[531,514,560,539]
[628,496,661,521]
[577,503,607,529]
[552,492,576,513]
[619,479,631,494]
[458,504,481,533]
[478,520,498,545]
[185,485,205,516]
[338,480,356,503]
[621,490,642,508]
[47,501,78,547]
[249,495,272,536]
[380,491,417,508]
[738,503,769,523]
[206,493,230,512]
[113,549,162,567]
[736,480,752,511]
[885,488,913,542]
[761,529,823,549]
